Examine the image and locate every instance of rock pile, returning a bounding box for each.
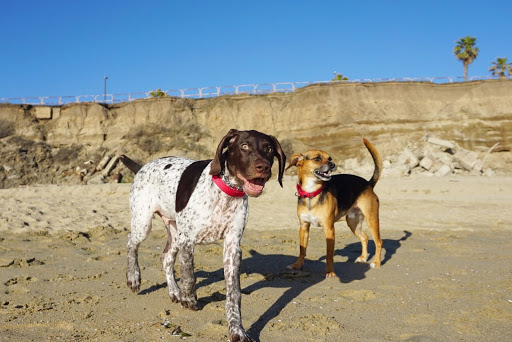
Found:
[81,154,125,185]
[342,136,498,178]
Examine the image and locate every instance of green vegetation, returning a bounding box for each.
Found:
[149,89,167,98]
[453,36,479,81]
[331,73,349,81]
[489,57,512,79]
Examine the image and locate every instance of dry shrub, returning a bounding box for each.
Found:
[0,119,15,139]
[124,123,210,157]
[53,145,83,164]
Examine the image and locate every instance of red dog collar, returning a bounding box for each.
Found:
[212,175,246,197]
[296,183,324,198]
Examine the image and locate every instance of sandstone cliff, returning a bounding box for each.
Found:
[1,80,511,187]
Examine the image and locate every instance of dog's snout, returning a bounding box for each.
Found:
[255,160,271,174]
[328,161,335,170]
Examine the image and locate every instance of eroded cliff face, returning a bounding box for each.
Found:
[1,80,511,187]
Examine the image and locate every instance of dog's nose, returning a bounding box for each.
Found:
[255,160,271,174]
[328,161,335,170]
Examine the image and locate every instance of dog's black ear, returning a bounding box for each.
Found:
[269,135,286,187]
[210,129,239,175]
[286,153,303,171]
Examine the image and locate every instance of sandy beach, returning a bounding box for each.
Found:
[1,175,512,341]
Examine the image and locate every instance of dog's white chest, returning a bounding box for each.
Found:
[300,213,321,227]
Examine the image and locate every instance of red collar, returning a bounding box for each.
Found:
[296,183,324,198]
[212,175,246,197]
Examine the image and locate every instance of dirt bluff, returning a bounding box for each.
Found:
[0,80,511,187]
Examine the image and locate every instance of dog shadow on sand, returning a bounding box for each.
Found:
[141,230,411,341]
[323,229,412,265]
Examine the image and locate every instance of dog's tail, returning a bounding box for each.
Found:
[119,155,142,174]
[363,138,382,188]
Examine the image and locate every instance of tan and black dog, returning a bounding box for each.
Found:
[286,138,383,278]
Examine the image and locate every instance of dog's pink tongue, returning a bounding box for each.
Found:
[244,178,264,195]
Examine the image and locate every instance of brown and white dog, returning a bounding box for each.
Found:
[286,138,383,278]
[120,129,285,342]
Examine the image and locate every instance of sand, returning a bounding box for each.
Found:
[1,175,512,341]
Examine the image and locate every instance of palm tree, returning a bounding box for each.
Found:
[149,89,167,98]
[453,36,479,81]
[489,57,512,79]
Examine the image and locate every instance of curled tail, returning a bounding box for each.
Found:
[119,155,142,174]
[363,138,382,187]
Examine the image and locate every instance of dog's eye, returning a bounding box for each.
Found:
[314,157,321,162]
[268,147,273,154]
[241,143,249,150]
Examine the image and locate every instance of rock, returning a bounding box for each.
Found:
[454,151,479,171]
[52,107,61,119]
[344,158,358,171]
[431,151,453,166]
[482,168,495,177]
[419,157,433,170]
[96,155,112,171]
[354,163,374,177]
[382,164,410,177]
[398,148,419,168]
[434,164,451,177]
[427,137,455,149]
[87,174,106,185]
[33,107,52,120]
[102,156,120,177]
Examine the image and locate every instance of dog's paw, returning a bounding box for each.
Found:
[126,273,141,292]
[180,294,199,311]
[286,263,302,270]
[370,261,381,268]
[229,334,255,342]
[324,271,337,279]
[169,292,180,303]
[228,327,254,342]
[355,256,368,263]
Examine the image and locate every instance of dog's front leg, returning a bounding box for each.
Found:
[323,221,336,278]
[178,242,199,311]
[223,233,253,342]
[288,221,310,270]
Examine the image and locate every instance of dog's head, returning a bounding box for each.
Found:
[286,150,335,182]
[210,129,286,197]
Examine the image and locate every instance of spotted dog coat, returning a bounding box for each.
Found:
[122,129,286,342]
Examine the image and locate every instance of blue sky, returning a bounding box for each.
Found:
[1,0,511,99]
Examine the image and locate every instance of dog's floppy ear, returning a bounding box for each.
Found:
[286,153,304,171]
[210,129,239,175]
[269,135,286,188]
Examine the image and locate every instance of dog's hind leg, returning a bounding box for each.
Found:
[346,207,369,264]
[161,220,181,303]
[363,195,382,268]
[126,210,153,293]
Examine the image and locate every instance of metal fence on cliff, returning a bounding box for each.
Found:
[1,75,509,106]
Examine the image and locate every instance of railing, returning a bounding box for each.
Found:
[1,75,509,106]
